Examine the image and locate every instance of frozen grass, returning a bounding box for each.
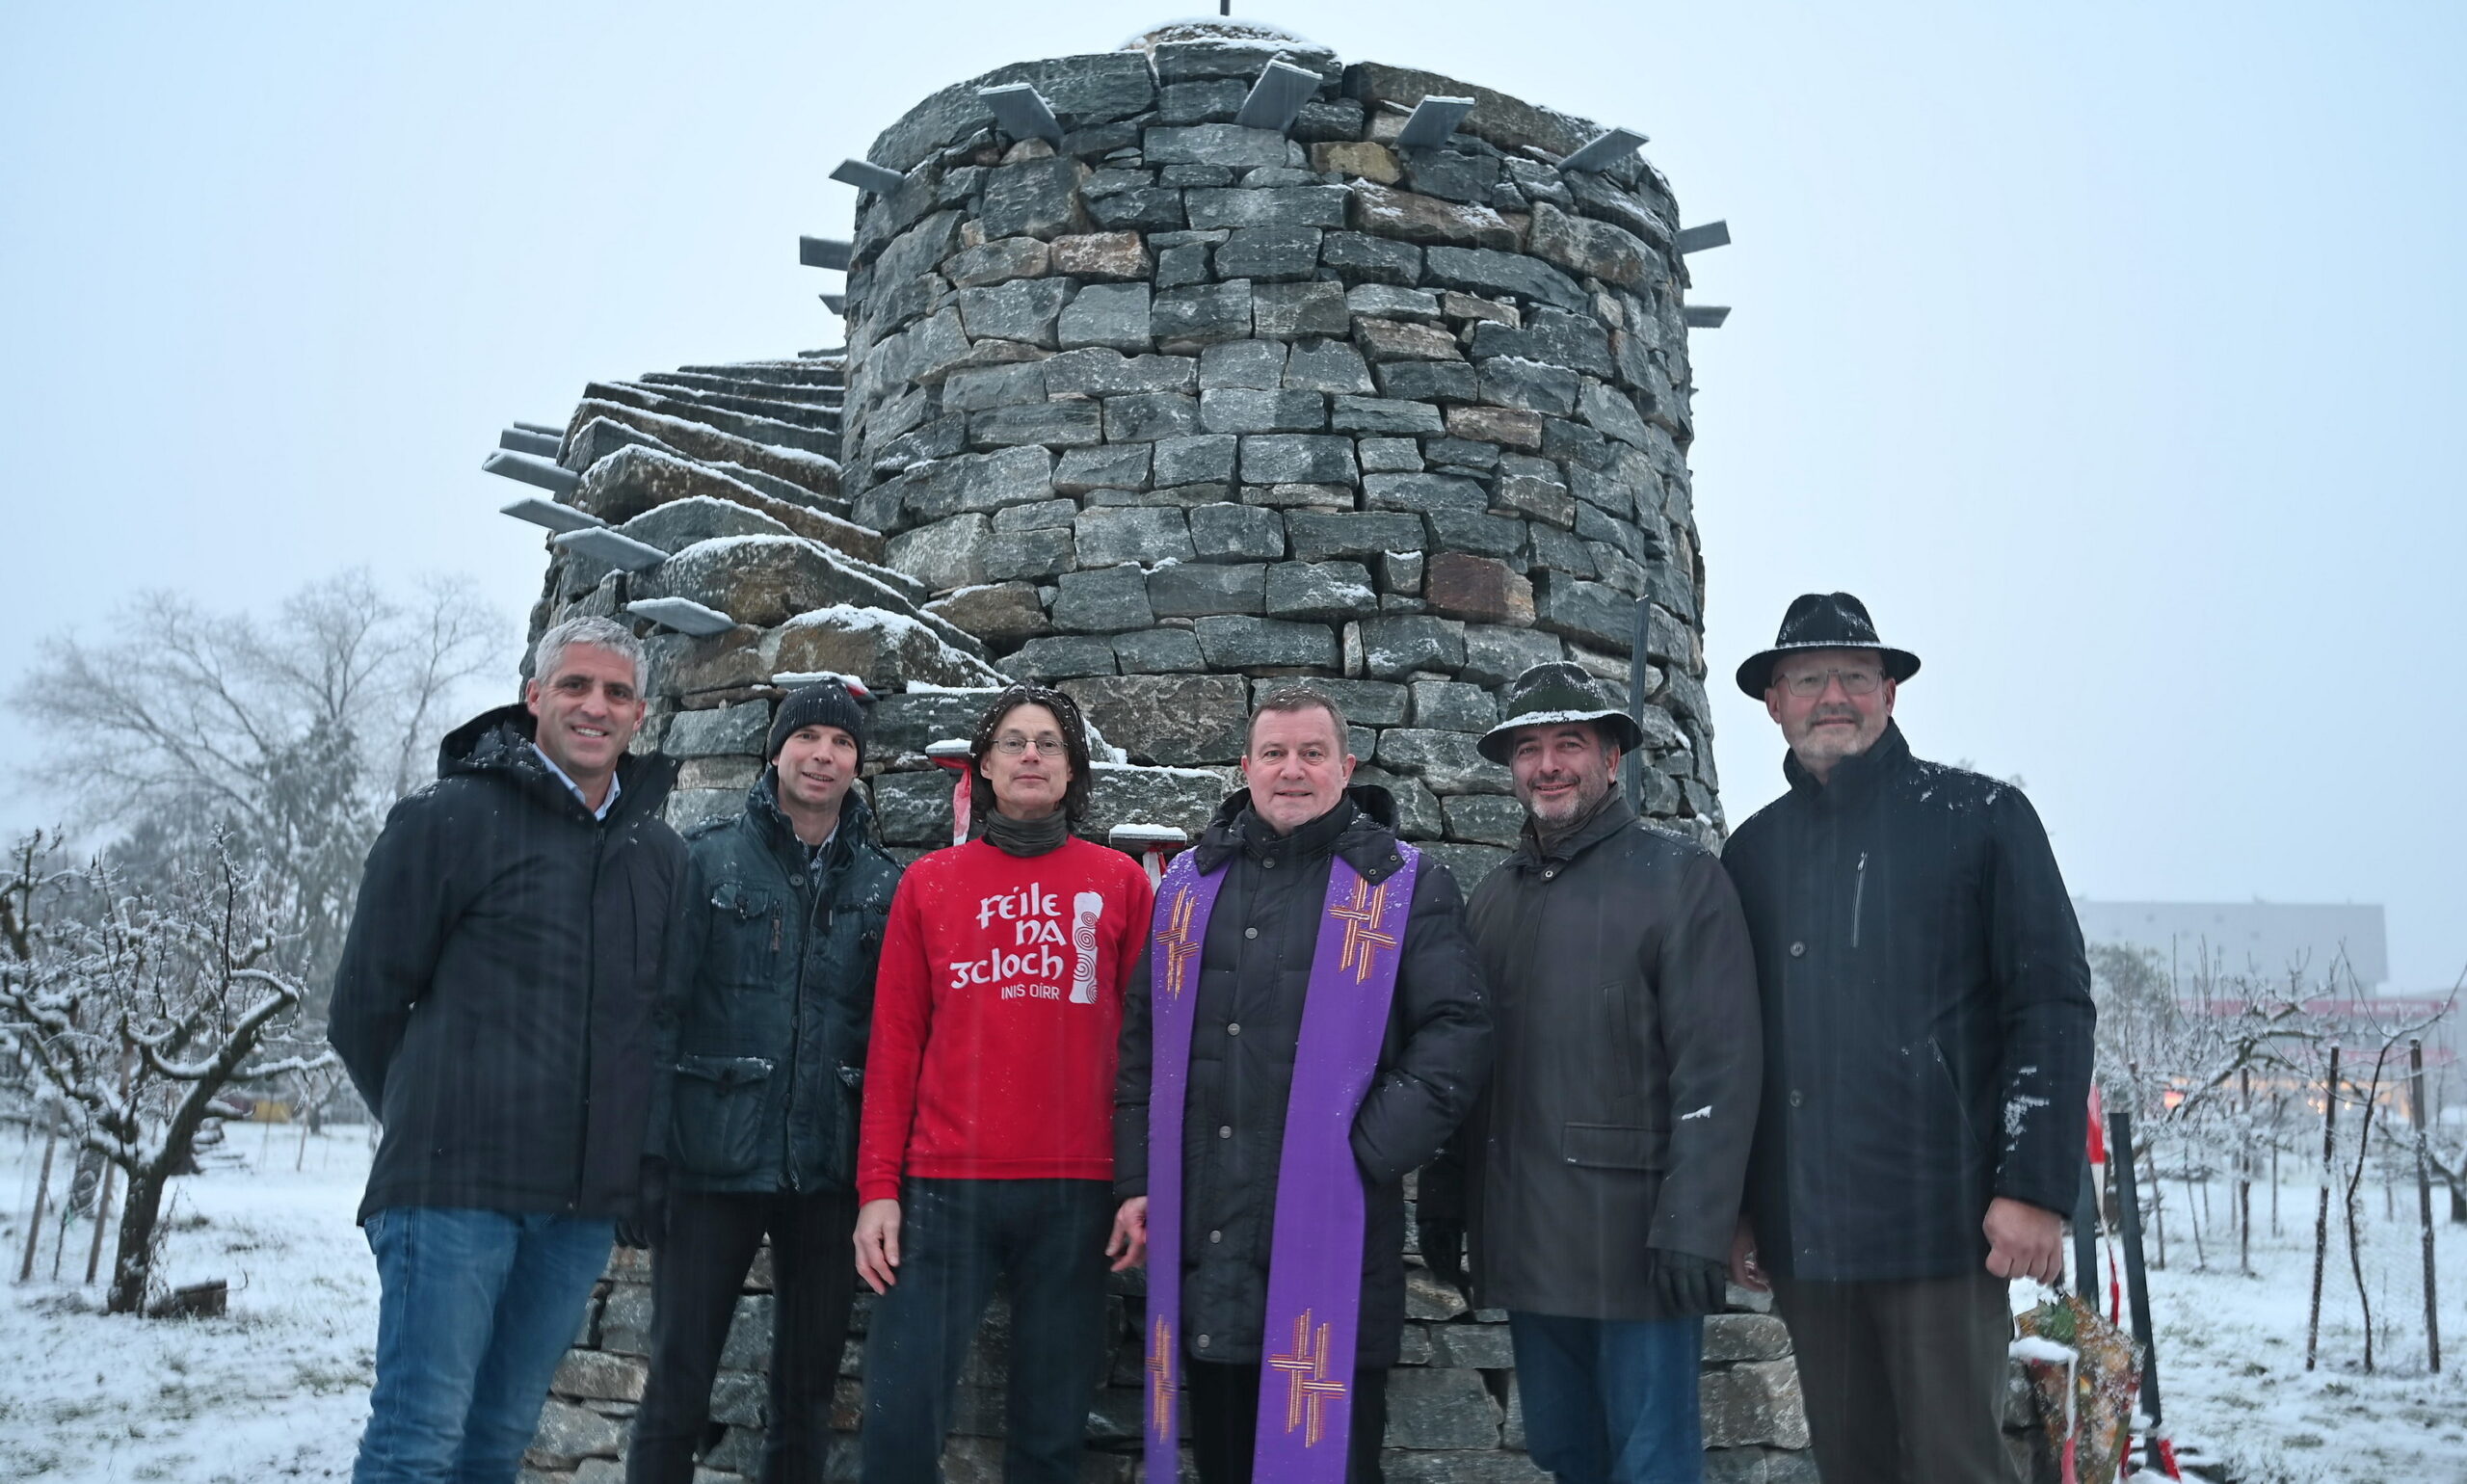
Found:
[0,1126,377,1482]
[2101,1170,2467,1483]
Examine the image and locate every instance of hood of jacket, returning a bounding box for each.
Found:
[438,702,678,826]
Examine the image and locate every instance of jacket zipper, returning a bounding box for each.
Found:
[575,817,606,1211]
[1850,852,1868,949]
[783,838,838,1195]
[783,851,809,1194]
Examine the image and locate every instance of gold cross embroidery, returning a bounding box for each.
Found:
[1328,877,1399,985]
[1155,887,1203,1001]
[1265,1311,1347,1446]
[1146,1313,1176,1431]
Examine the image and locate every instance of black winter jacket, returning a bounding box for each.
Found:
[1447,798,1761,1318]
[1721,723,2094,1282]
[645,774,902,1195]
[330,705,686,1224]
[1113,787,1492,1367]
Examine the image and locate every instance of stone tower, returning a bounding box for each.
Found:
[836,18,1725,884]
[503,20,1872,1484]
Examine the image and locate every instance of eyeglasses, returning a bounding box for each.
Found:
[991,735,1069,756]
[1777,666,1883,699]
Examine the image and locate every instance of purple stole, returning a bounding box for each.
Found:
[1143,840,1421,1484]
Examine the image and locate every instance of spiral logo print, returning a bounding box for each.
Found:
[1070,891,1103,1003]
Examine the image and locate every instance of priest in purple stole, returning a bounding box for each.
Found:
[1110,687,1493,1484]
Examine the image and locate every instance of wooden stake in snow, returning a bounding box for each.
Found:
[17,1105,57,1283]
[2109,1100,2162,1428]
[82,1157,116,1285]
[2411,1038,2442,1372]
[2239,1066,2253,1275]
[2306,1044,2340,1371]
[2149,1140,2166,1270]
[2343,1045,2388,1373]
[2187,1150,2208,1271]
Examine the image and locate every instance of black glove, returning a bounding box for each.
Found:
[1419,1217,1469,1298]
[1647,1248,1728,1316]
[616,1157,669,1251]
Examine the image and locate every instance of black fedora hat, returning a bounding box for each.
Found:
[1733,592,1922,699]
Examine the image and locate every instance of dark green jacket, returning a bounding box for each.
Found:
[647,773,902,1195]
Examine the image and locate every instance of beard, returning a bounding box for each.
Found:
[1522,771,1611,825]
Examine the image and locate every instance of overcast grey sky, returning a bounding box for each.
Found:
[4,3,2459,987]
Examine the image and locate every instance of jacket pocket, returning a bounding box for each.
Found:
[1600,980,1643,1094]
[707,882,783,990]
[1561,1122,1666,1171]
[671,1054,775,1178]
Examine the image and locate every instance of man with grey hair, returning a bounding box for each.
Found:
[332,615,688,1484]
[1722,593,2092,1484]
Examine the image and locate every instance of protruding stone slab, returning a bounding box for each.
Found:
[926,582,1050,643]
[774,606,1005,691]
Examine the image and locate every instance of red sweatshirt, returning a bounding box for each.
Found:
[857,835,1154,1204]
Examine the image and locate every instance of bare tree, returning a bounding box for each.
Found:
[11,570,505,986]
[2427,1133,2467,1225]
[2090,942,2330,1178]
[0,831,332,1313]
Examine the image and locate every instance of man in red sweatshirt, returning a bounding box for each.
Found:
[853,684,1154,1483]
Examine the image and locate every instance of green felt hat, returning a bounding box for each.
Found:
[1477,662,1647,764]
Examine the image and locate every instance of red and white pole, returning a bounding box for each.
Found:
[926,739,972,848]
[1108,824,1189,888]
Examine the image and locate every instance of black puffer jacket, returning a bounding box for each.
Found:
[1721,723,2095,1282]
[646,774,902,1195]
[1113,786,1492,1367]
[1450,797,1761,1318]
[331,704,686,1224]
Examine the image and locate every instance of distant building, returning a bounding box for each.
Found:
[2072,899,2388,991]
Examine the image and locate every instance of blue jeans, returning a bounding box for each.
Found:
[859,1179,1114,1484]
[353,1206,616,1484]
[1509,1311,1705,1484]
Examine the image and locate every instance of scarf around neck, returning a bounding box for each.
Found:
[982,808,1070,857]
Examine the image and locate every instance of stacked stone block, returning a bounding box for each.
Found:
[531,1246,1836,1484]
[837,25,1724,888]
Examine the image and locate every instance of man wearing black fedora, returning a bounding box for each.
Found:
[1719,594,2094,1484]
[1422,662,1760,1484]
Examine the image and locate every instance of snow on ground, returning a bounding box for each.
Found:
[2096,1173,2467,1483]
[5,1129,2466,1483]
[1,1126,377,1482]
